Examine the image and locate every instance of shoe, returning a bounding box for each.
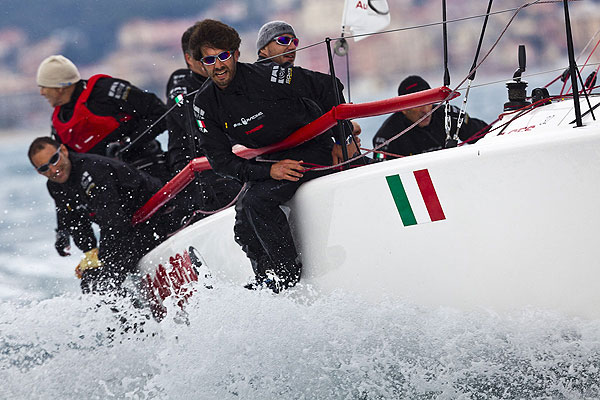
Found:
[244,270,283,293]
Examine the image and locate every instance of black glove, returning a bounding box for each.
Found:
[55,229,71,257]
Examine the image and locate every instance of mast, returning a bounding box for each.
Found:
[326,37,349,165]
[563,0,583,127]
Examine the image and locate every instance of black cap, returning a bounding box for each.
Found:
[398,75,431,96]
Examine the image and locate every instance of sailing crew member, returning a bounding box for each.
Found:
[37,55,171,259]
[255,20,362,165]
[37,55,170,180]
[256,20,300,66]
[372,75,489,159]
[166,24,203,174]
[28,137,177,294]
[165,23,242,219]
[190,19,354,292]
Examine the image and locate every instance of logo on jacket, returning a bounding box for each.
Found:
[271,65,292,84]
[168,86,188,100]
[194,105,208,133]
[81,171,96,196]
[233,111,264,128]
[108,82,130,100]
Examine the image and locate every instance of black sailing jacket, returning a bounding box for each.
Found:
[165,68,207,174]
[193,62,350,182]
[47,152,163,260]
[372,105,488,158]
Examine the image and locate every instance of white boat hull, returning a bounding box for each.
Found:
[139,97,600,319]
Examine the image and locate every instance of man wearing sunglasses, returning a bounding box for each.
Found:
[28,137,179,295]
[189,19,355,293]
[165,23,242,221]
[255,21,363,165]
[256,21,299,66]
[36,55,172,264]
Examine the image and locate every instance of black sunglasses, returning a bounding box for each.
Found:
[37,148,61,173]
[200,50,234,66]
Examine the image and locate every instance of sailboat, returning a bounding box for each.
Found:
[134,0,600,320]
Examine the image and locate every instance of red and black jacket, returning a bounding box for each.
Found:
[51,74,167,160]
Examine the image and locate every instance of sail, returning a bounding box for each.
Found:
[342,0,391,42]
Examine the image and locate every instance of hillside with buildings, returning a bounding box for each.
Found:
[0,0,598,130]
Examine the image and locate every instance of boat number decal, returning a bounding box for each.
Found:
[141,247,201,321]
[386,169,446,226]
[500,125,535,135]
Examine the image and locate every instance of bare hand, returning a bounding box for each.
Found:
[270,159,305,181]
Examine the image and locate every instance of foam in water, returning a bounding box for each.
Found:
[2,283,600,399]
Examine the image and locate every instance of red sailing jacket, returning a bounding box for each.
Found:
[52,74,129,153]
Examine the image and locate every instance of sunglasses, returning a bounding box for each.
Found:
[200,50,234,66]
[37,148,61,173]
[274,36,299,47]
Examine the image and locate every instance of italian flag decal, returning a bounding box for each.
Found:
[386,169,446,226]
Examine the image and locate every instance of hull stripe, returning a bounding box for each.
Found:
[386,174,417,226]
[414,169,446,222]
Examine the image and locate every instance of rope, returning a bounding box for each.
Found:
[117,87,200,154]
[564,35,600,95]
[167,183,248,238]
[546,28,600,91]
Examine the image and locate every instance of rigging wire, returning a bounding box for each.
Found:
[453,0,494,145]
[120,0,590,176]
[546,28,600,90]
[119,0,572,157]
[563,34,600,94]
[314,0,547,171]
[330,0,578,43]
[457,62,600,91]
[441,0,453,146]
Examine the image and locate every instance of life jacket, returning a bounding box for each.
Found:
[52,74,130,153]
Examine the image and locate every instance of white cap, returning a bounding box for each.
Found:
[36,55,81,88]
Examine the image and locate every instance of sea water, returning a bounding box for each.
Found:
[3,132,600,399]
[3,284,600,399]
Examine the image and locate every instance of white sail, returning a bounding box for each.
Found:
[342,0,391,42]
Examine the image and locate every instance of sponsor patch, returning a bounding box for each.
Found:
[193,105,208,133]
[81,171,96,196]
[168,85,188,100]
[108,82,131,100]
[270,65,292,84]
[386,169,445,226]
[245,124,264,135]
[233,111,264,128]
[171,73,188,86]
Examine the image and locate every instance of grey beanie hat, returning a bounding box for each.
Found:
[256,21,296,53]
[36,55,81,88]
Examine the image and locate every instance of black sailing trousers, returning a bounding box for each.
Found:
[233,143,332,286]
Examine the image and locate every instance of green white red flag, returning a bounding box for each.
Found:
[386,169,446,226]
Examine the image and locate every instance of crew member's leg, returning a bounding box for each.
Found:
[235,177,309,291]
[235,143,333,290]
